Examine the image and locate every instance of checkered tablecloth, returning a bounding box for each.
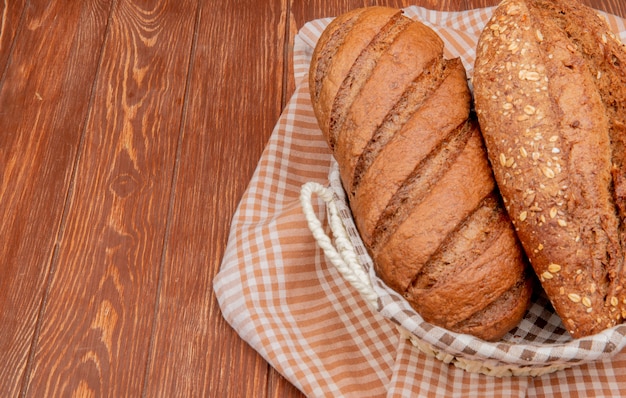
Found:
[214,6,626,397]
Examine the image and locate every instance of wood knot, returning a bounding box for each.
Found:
[109,173,141,198]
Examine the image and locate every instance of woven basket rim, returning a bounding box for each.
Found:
[323,159,626,373]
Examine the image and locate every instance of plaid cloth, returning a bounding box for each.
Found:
[214,6,626,397]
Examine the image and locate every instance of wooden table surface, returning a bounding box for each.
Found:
[1,0,624,396]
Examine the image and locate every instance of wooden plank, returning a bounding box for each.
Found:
[0,0,27,75]
[142,0,290,396]
[581,0,626,15]
[0,1,113,396]
[20,0,198,396]
[290,0,465,31]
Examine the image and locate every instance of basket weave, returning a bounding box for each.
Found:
[300,159,626,377]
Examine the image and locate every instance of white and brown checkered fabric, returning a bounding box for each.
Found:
[214,6,626,397]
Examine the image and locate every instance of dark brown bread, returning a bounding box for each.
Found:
[473,0,626,338]
[309,6,533,341]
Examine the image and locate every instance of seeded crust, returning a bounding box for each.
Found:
[473,0,626,338]
[309,6,533,341]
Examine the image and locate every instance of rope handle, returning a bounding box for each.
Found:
[300,182,378,307]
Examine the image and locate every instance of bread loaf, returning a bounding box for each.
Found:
[309,6,533,341]
[473,0,626,338]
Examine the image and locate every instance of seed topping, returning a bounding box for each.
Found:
[524,105,536,115]
[568,293,581,303]
[519,211,528,222]
[542,167,556,178]
[548,263,561,273]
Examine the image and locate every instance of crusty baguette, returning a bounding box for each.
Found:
[473,0,626,338]
[310,6,533,341]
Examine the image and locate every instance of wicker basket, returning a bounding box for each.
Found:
[300,159,626,377]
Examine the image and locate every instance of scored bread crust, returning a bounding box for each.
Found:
[473,0,626,338]
[310,6,533,341]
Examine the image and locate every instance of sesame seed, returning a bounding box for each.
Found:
[582,297,592,308]
[524,194,535,207]
[602,34,608,43]
[542,167,556,178]
[558,219,568,227]
[542,271,553,280]
[548,263,562,273]
[520,147,528,157]
[552,148,561,154]
[490,23,500,31]
[550,207,558,218]
[524,105,536,115]
[536,30,544,42]
[499,153,507,167]
[519,211,528,221]
[568,293,581,303]
[549,135,559,142]
[503,102,513,110]
[507,5,520,15]
[611,296,619,306]
[525,71,541,81]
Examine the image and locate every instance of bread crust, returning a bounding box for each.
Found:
[473,0,626,337]
[310,6,533,341]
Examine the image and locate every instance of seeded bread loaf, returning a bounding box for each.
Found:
[309,6,533,341]
[473,0,626,338]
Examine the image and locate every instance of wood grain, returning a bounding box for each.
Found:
[0,0,26,76]
[0,1,623,397]
[22,0,198,396]
[0,1,113,395]
[142,0,288,396]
